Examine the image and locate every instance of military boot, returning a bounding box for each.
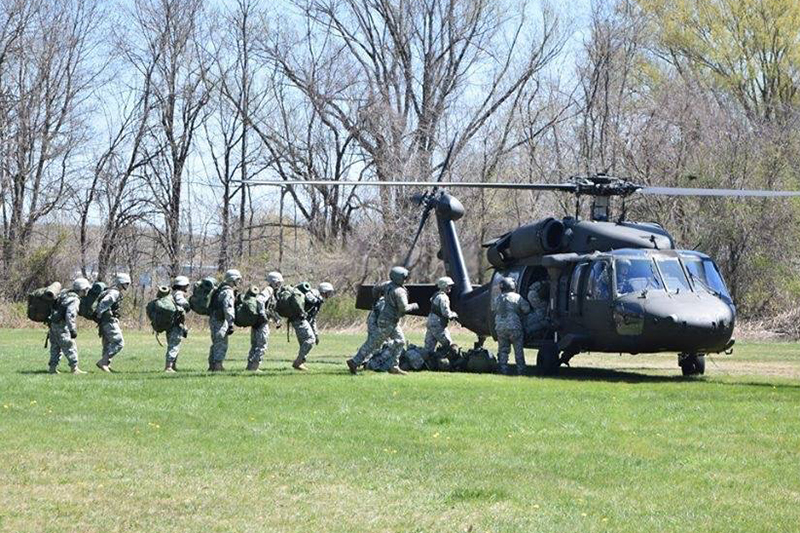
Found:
[164,361,176,373]
[346,358,358,375]
[292,357,308,371]
[246,360,262,372]
[48,364,60,374]
[210,361,225,372]
[388,366,408,376]
[70,365,86,375]
[96,357,111,373]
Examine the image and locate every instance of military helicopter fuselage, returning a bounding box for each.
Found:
[357,188,736,375]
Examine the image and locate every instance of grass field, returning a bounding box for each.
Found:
[2,326,800,532]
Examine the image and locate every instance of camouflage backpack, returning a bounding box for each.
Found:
[189,277,217,316]
[234,286,262,327]
[366,346,395,372]
[146,286,179,333]
[275,285,306,320]
[27,282,62,323]
[399,344,426,371]
[464,347,497,373]
[79,281,107,322]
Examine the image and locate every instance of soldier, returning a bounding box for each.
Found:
[95,273,131,373]
[494,277,531,376]
[525,280,549,339]
[208,269,241,372]
[246,271,283,372]
[289,281,335,371]
[48,278,91,374]
[424,276,459,357]
[346,266,419,375]
[164,276,191,373]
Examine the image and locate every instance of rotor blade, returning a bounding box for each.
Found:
[237,179,577,191]
[640,186,800,197]
[403,204,433,269]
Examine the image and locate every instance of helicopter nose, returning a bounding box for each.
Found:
[647,297,735,351]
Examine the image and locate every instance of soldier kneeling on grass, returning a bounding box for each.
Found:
[48,278,92,374]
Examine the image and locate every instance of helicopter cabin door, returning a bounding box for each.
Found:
[581,259,615,335]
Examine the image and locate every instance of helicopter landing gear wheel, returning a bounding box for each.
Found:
[679,353,705,376]
[536,344,560,376]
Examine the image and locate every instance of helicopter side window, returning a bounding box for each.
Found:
[655,258,691,294]
[615,258,663,295]
[587,261,611,300]
[569,263,588,312]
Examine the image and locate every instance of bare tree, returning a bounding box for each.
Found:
[129,0,211,277]
[0,0,102,289]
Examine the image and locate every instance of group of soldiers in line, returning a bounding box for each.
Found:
[45,265,547,376]
[45,269,334,374]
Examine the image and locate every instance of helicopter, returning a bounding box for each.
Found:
[243,173,800,376]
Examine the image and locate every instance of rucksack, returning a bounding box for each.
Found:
[275,285,306,320]
[27,282,62,323]
[464,347,497,373]
[79,281,107,321]
[146,286,179,333]
[234,286,262,327]
[189,277,217,316]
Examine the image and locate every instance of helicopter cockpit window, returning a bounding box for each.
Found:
[655,258,691,294]
[615,258,663,295]
[587,261,611,300]
[680,254,732,300]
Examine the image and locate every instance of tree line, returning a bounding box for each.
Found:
[2,0,799,320]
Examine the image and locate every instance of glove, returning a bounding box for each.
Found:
[314,336,320,345]
[226,326,234,336]
[409,303,420,312]
[70,331,77,339]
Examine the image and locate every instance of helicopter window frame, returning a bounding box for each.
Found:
[586,260,612,301]
[569,263,589,314]
[613,256,665,296]
[653,256,693,294]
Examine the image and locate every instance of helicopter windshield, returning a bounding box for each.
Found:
[680,254,732,300]
[615,257,663,295]
[655,257,691,293]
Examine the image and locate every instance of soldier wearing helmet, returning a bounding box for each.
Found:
[164,275,191,373]
[245,271,284,372]
[423,276,459,358]
[288,281,335,371]
[47,277,91,374]
[208,269,241,371]
[525,280,550,340]
[94,273,132,372]
[494,276,531,376]
[347,266,419,375]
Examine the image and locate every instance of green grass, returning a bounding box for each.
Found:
[1,327,800,532]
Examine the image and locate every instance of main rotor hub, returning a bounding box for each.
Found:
[570,174,642,198]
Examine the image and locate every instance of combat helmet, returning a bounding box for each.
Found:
[224,269,242,285]
[436,276,455,291]
[172,275,190,288]
[72,277,91,293]
[389,266,409,285]
[499,277,516,293]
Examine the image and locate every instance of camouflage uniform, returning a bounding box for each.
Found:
[352,282,417,368]
[494,291,531,373]
[48,291,80,369]
[208,284,236,365]
[424,290,457,355]
[525,281,549,339]
[351,297,386,365]
[291,289,324,365]
[248,287,274,366]
[96,288,125,361]
[165,290,190,367]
